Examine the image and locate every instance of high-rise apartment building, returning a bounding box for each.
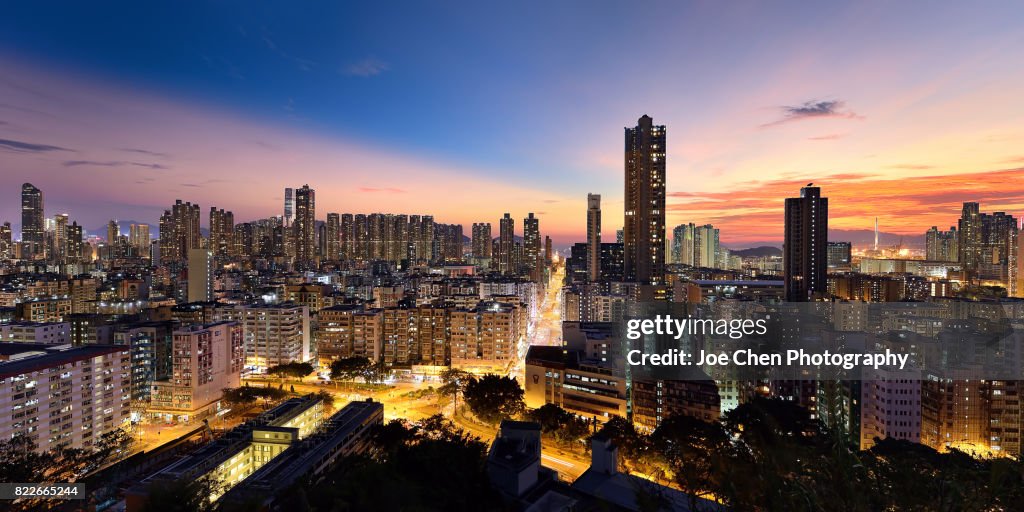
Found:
[209,207,235,261]
[784,185,828,301]
[623,115,666,285]
[283,187,295,227]
[66,221,83,261]
[587,194,601,281]
[159,200,201,264]
[129,223,150,256]
[472,222,493,262]
[498,213,515,275]
[293,185,316,265]
[523,213,541,281]
[325,213,340,261]
[694,224,719,269]
[0,221,11,259]
[52,213,68,261]
[21,182,45,259]
[671,223,695,266]
[925,226,958,262]
[957,203,1018,294]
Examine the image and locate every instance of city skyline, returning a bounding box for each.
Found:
[2,2,1024,245]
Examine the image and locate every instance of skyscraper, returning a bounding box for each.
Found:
[587,194,601,281]
[957,203,1018,294]
[129,223,150,256]
[209,207,235,261]
[524,213,541,281]
[694,224,719,269]
[472,223,493,262]
[106,219,124,259]
[0,222,11,260]
[53,214,68,262]
[159,200,201,264]
[283,188,295,227]
[294,184,316,265]
[21,183,44,259]
[326,213,341,261]
[340,213,354,260]
[623,115,666,285]
[66,221,83,262]
[925,226,958,262]
[498,213,514,275]
[784,185,828,301]
[671,223,695,266]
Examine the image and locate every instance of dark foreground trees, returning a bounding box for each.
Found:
[595,397,1024,512]
[0,429,133,511]
[282,415,502,511]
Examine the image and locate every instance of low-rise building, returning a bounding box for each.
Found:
[0,321,70,344]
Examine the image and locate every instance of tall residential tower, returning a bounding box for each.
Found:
[623,115,666,285]
[783,185,828,301]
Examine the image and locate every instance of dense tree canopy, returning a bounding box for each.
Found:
[462,374,525,425]
[596,398,1024,511]
[266,361,315,380]
[284,415,501,511]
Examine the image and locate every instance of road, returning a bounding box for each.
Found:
[511,262,564,382]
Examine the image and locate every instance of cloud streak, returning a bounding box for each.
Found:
[761,100,862,128]
[344,57,389,77]
[118,147,169,158]
[0,137,72,153]
[63,160,168,170]
[358,187,406,194]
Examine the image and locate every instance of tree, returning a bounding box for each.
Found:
[526,403,572,433]
[651,414,731,509]
[0,430,134,511]
[596,416,652,473]
[462,374,525,425]
[315,389,336,412]
[555,416,592,445]
[330,356,372,384]
[139,475,222,512]
[438,368,474,413]
[285,414,502,511]
[363,360,393,385]
[0,435,48,483]
[221,385,288,409]
[266,361,315,381]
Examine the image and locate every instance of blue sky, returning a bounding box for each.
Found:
[2,1,1023,245]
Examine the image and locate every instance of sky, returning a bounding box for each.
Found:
[1,1,1023,247]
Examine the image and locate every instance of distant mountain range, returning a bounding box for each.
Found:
[724,229,925,252]
[730,246,781,258]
